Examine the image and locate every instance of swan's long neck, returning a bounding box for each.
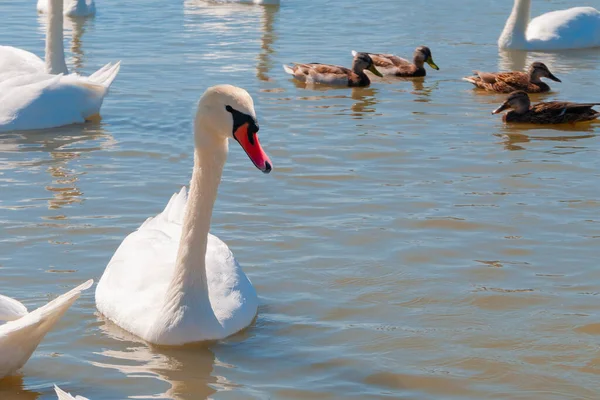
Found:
[163,127,228,323]
[498,0,530,49]
[46,0,68,74]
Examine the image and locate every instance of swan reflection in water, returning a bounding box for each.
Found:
[183,0,279,81]
[37,13,92,74]
[92,317,242,400]
[498,48,600,76]
[0,124,115,211]
[0,375,40,400]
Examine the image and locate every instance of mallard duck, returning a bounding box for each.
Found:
[463,62,560,93]
[282,52,383,87]
[492,91,600,124]
[351,46,439,77]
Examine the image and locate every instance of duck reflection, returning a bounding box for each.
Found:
[496,124,597,151]
[37,14,91,74]
[94,318,233,400]
[0,375,41,400]
[350,87,378,118]
[0,124,115,211]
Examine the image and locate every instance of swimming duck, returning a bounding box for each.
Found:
[492,91,600,124]
[463,62,560,93]
[351,46,439,77]
[282,52,383,87]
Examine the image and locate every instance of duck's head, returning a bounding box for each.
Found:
[414,46,439,70]
[492,90,531,115]
[353,52,383,77]
[195,85,272,173]
[529,62,561,82]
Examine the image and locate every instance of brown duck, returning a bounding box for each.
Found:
[463,62,561,93]
[492,91,600,124]
[282,52,383,87]
[351,46,439,77]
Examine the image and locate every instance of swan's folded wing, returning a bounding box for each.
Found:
[0,280,92,378]
[54,384,90,400]
[0,73,108,132]
[0,295,28,323]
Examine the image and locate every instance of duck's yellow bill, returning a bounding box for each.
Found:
[368,64,383,77]
[427,58,440,70]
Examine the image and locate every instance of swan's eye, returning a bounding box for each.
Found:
[225,105,259,143]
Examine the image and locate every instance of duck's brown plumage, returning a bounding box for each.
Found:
[493,91,600,124]
[464,62,561,93]
[358,46,439,77]
[286,63,370,87]
[283,52,382,87]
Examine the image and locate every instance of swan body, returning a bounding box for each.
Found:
[37,0,96,17]
[0,0,119,132]
[499,0,600,50]
[54,385,89,400]
[0,280,93,378]
[96,85,273,346]
[210,0,279,4]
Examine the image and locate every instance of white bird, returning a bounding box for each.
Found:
[96,85,273,346]
[498,0,600,50]
[0,0,119,132]
[37,0,96,18]
[210,0,279,4]
[54,385,90,400]
[0,280,93,378]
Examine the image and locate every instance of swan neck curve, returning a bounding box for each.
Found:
[46,0,68,74]
[164,126,228,318]
[499,0,530,49]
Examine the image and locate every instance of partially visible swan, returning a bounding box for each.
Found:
[0,280,93,378]
[55,384,90,400]
[498,0,600,50]
[0,0,119,132]
[37,0,96,18]
[96,85,273,346]
[209,0,279,4]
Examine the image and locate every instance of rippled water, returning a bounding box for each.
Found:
[1,0,600,398]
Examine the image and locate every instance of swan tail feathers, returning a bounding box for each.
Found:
[54,385,90,400]
[0,280,92,377]
[462,77,477,85]
[282,64,295,75]
[89,61,121,89]
[139,187,188,229]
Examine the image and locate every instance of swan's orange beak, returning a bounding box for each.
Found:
[233,123,272,174]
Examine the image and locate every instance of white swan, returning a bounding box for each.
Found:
[209,0,279,4]
[96,85,273,346]
[0,280,93,378]
[498,0,600,50]
[38,0,96,18]
[54,384,90,400]
[0,0,119,132]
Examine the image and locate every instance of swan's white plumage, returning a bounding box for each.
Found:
[0,0,119,132]
[0,280,93,378]
[54,385,90,400]
[211,0,279,4]
[37,0,96,17]
[499,0,600,50]
[96,187,258,344]
[0,62,120,132]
